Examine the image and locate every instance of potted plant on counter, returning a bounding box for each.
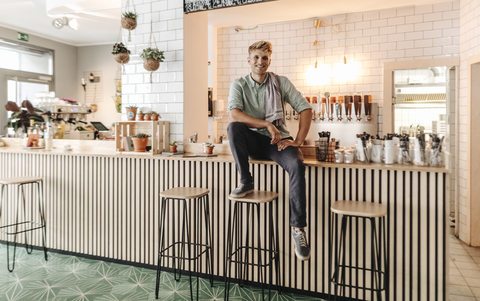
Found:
[125,105,138,121]
[137,110,145,121]
[147,110,160,121]
[112,42,131,65]
[169,141,178,153]
[204,142,215,155]
[131,133,151,152]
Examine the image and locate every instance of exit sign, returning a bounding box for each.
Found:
[17,32,29,42]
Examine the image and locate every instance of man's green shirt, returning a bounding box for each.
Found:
[227,73,312,139]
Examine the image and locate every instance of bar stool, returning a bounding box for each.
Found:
[224,190,281,300]
[0,176,48,272]
[330,200,388,301]
[155,187,213,301]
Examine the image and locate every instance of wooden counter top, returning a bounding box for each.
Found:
[0,138,448,173]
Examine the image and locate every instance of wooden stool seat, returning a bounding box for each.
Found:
[228,190,278,204]
[0,177,43,185]
[160,187,209,199]
[331,200,387,218]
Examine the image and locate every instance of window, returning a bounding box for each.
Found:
[0,39,53,75]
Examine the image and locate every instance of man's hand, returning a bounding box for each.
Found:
[277,139,301,151]
[266,123,281,145]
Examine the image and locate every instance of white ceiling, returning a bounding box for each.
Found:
[0,0,445,47]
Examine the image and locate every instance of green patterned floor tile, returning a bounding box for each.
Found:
[0,243,324,301]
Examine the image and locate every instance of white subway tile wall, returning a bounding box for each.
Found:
[215,2,460,138]
[121,0,184,143]
[458,0,480,243]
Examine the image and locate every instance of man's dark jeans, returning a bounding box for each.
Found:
[227,122,307,228]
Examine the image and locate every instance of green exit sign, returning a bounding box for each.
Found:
[17,32,29,42]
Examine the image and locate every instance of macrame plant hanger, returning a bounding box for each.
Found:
[121,0,137,42]
[145,19,160,84]
[115,25,130,75]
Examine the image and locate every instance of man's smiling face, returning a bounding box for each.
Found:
[248,49,271,78]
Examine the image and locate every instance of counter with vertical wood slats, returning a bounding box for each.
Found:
[0,140,448,300]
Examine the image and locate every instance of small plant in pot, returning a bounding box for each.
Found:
[112,42,131,65]
[125,105,138,121]
[137,110,145,121]
[169,141,178,153]
[147,110,160,121]
[204,142,215,155]
[131,133,151,152]
[141,47,165,72]
[121,12,138,31]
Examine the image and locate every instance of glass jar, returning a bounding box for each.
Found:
[334,149,344,163]
[344,149,356,164]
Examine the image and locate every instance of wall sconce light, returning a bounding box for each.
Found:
[52,16,79,30]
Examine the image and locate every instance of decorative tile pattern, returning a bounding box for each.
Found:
[0,244,324,300]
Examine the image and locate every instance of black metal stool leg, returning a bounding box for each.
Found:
[155,197,167,299]
[36,181,48,261]
[20,184,33,255]
[203,195,214,287]
[224,199,235,301]
[255,204,265,300]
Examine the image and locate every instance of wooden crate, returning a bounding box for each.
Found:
[115,121,170,154]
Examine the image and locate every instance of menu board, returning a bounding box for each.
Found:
[184,0,273,13]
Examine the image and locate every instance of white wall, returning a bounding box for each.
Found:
[215,2,460,139]
[458,0,480,244]
[77,44,122,128]
[120,0,185,144]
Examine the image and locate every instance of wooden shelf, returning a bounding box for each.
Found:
[115,121,170,154]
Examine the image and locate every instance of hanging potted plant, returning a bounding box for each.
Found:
[112,42,131,65]
[121,12,138,30]
[141,47,165,83]
[89,73,95,82]
[131,133,151,152]
[125,105,138,121]
[141,47,165,72]
[121,11,138,42]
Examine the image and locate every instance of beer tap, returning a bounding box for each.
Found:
[293,110,299,120]
[364,95,372,121]
[345,95,353,121]
[354,94,361,121]
[328,95,335,121]
[337,96,344,121]
[319,97,326,121]
[356,94,363,121]
[311,96,317,121]
[285,109,291,120]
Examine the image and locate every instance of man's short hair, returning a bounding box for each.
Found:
[248,41,272,56]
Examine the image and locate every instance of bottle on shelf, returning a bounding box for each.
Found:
[45,125,54,151]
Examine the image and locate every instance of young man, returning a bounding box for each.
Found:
[226,41,313,261]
